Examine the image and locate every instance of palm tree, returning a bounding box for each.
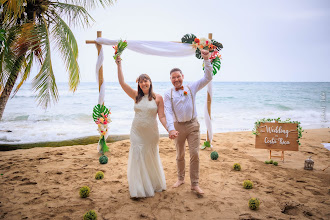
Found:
[0,0,114,120]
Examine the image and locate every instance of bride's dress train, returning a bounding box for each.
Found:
[127,96,166,197]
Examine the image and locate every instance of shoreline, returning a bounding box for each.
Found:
[0,134,169,151]
[1,128,329,151]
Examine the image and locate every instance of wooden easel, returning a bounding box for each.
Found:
[269,150,284,161]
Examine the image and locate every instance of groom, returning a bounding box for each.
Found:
[164,49,212,194]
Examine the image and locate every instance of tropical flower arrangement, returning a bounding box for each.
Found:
[93,104,111,154]
[113,39,128,60]
[181,34,223,75]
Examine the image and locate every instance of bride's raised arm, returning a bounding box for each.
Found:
[115,55,137,100]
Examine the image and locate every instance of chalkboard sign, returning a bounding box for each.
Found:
[255,122,299,151]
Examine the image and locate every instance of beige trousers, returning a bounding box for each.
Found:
[174,118,200,186]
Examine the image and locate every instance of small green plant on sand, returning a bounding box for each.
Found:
[95,171,104,180]
[79,186,90,198]
[83,210,97,220]
[248,198,260,210]
[233,163,241,171]
[243,180,253,189]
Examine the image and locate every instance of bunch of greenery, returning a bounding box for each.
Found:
[233,163,241,171]
[210,151,219,160]
[95,171,104,180]
[83,210,97,220]
[99,155,108,164]
[243,180,253,189]
[248,198,260,210]
[79,186,90,198]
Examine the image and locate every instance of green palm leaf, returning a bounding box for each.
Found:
[12,52,34,96]
[52,15,80,92]
[63,0,115,9]
[32,18,59,109]
[53,2,95,27]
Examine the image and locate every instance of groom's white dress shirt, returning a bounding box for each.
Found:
[164,60,213,132]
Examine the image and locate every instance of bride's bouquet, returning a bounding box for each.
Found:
[113,39,128,60]
[93,104,111,154]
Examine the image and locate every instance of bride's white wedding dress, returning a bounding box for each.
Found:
[127,95,166,197]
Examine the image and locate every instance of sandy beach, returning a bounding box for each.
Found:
[0,128,329,220]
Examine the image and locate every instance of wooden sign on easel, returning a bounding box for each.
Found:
[255,121,299,161]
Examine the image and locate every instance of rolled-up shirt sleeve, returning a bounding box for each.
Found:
[164,90,175,131]
[190,59,213,94]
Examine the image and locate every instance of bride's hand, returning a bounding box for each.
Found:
[115,55,121,65]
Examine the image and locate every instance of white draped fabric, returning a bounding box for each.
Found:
[94,37,214,142]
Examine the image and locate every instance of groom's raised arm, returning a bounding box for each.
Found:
[164,91,175,132]
[190,50,213,94]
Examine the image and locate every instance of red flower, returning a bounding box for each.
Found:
[184,91,188,96]
[194,38,200,44]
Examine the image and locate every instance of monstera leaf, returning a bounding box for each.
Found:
[93,104,110,122]
[195,48,202,59]
[211,57,221,75]
[181,33,197,44]
[211,39,223,51]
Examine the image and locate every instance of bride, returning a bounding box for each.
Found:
[115,55,167,198]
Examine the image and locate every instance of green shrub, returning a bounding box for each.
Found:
[95,171,104,180]
[79,186,90,198]
[269,160,273,164]
[243,180,253,189]
[273,161,278,166]
[83,210,97,220]
[248,198,260,210]
[233,163,241,171]
[265,160,270,164]
[210,151,219,160]
[99,155,108,164]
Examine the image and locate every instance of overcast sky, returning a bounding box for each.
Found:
[37,0,330,83]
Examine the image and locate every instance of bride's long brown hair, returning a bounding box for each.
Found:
[135,74,156,103]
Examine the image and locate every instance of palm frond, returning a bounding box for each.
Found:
[13,52,34,96]
[0,0,26,24]
[52,14,80,91]
[51,2,94,27]
[32,18,58,109]
[62,0,115,9]
[0,26,21,90]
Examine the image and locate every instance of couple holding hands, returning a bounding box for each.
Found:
[115,49,213,198]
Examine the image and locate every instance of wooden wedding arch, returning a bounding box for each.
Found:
[86,31,214,144]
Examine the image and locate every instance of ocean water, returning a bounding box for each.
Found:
[0,82,329,144]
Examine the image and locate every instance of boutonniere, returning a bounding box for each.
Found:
[183,91,188,96]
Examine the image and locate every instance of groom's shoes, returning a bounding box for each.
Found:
[191,185,204,194]
[172,180,185,188]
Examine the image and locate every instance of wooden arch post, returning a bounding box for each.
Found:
[86,31,104,103]
[206,33,212,143]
